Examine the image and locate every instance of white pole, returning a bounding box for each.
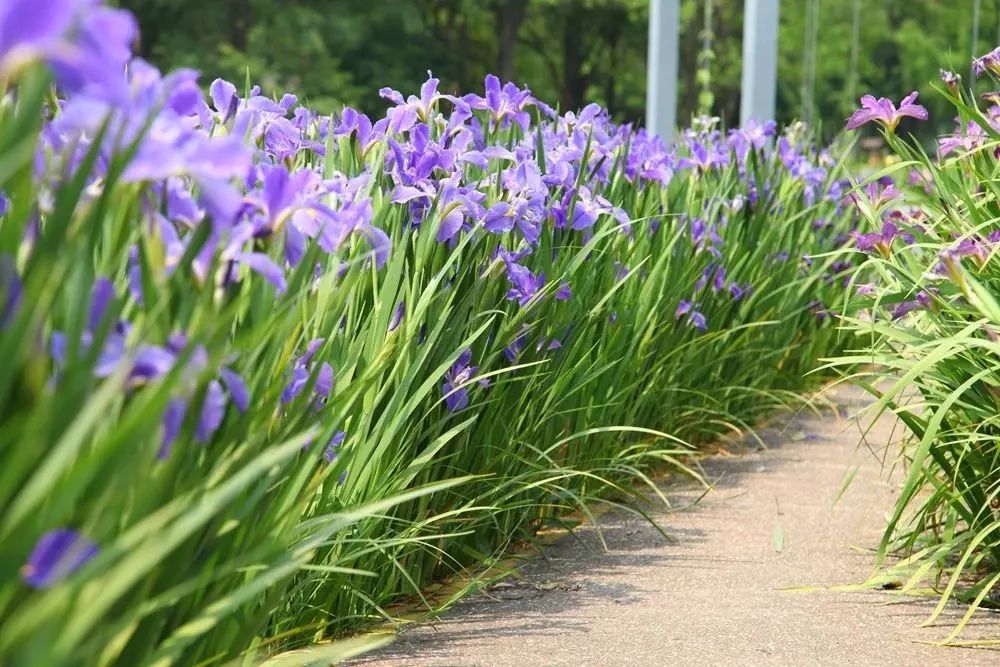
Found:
[645,0,680,138]
[740,0,780,126]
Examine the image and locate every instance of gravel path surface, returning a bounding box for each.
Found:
[355,385,1000,666]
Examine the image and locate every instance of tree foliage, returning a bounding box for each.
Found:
[121,0,1000,138]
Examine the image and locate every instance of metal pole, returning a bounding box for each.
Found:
[740,0,780,126]
[646,0,680,138]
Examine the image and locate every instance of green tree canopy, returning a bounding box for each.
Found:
[121,0,1000,140]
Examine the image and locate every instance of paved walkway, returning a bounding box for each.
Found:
[356,385,999,666]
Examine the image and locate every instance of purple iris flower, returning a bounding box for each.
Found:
[936,237,994,283]
[127,345,177,386]
[845,180,901,212]
[21,529,98,589]
[711,265,726,292]
[209,78,239,124]
[323,430,346,463]
[674,300,706,331]
[555,282,572,301]
[938,120,988,157]
[47,60,253,192]
[729,283,750,301]
[380,74,446,133]
[504,330,528,362]
[622,128,665,176]
[502,253,544,306]
[940,69,961,91]
[570,187,629,232]
[334,107,383,157]
[281,366,310,405]
[949,237,992,266]
[388,300,406,332]
[0,0,136,102]
[808,300,830,321]
[483,201,517,234]
[846,92,928,132]
[159,397,188,460]
[851,221,901,258]
[694,265,716,292]
[463,74,536,131]
[680,139,727,171]
[442,348,488,412]
[219,368,250,412]
[392,175,482,244]
[688,217,722,256]
[891,291,933,320]
[194,380,225,443]
[281,338,333,407]
[974,47,1000,78]
[315,362,334,400]
[740,119,777,150]
[236,252,287,294]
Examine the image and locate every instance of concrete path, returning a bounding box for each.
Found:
[356,385,1000,666]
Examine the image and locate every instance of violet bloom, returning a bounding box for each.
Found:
[688,217,722,256]
[938,120,987,157]
[388,300,405,333]
[504,330,528,362]
[569,187,630,233]
[940,69,961,92]
[744,119,777,148]
[281,338,334,408]
[380,74,447,133]
[484,159,547,244]
[0,0,136,101]
[323,430,346,463]
[219,368,250,412]
[21,529,98,589]
[334,107,384,157]
[463,74,536,131]
[688,311,707,331]
[851,221,901,258]
[502,254,544,306]
[674,299,707,330]
[846,92,928,133]
[845,180,901,212]
[936,237,993,283]
[947,237,992,267]
[808,300,830,321]
[159,397,188,460]
[195,380,226,443]
[679,140,727,172]
[891,291,933,320]
[442,349,487,412]
[974,47,1000,78]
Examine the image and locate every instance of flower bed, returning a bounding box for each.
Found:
[0,1,853,663]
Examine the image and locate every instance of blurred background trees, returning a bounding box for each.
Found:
[120,0,1000,139]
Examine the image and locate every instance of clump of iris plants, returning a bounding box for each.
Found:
[838,46,1000,642]
[0,1,855,664]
